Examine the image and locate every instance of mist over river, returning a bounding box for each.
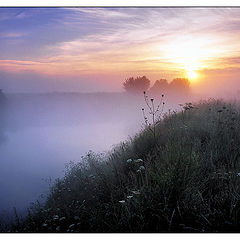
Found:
[0,124,128,216]
[0,92,147,220]
[0,91,186,222]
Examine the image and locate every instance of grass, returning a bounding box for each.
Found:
[4,98,240,233]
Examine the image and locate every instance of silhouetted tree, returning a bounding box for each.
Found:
[169,78,190,92]
[149,79,169,96]
[123,76,150,94]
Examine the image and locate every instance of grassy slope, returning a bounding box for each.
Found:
[7,99,240,232]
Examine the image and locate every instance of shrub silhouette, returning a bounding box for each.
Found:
[169,78,190,92]
[149,79,168,96]
[123,76,150,94]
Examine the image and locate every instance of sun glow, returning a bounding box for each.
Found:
[162,36,217,83]
[187,69,197,80]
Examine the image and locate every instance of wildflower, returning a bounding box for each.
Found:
[59,217,66,221]
[127,195,133,199]
[119,200,126,204]
[56,226,60,231]
[69,224,75,229]
[126,159,133,163]
[237,173,240,177]
[132,190,140,195]
[134,158,143,163]
[136,170,141,173]
[53,215,59,220]
[139,166,145,171]
[42,223,48,227]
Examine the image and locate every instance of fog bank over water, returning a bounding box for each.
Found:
[1,89,229,220]
[0,92,156,219]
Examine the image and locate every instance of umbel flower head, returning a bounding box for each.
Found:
[139,166,145,171]
[126,159,133,163]
[134,158,143,163]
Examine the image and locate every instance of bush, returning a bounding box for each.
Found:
[123,76,150,94]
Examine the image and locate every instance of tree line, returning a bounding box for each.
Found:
[123,76,190,96]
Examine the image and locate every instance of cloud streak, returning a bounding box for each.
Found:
[1,8,240,92]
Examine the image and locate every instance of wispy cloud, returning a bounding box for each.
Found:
[1,7,240,91]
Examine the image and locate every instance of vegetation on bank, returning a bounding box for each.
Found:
[5,99,240,232]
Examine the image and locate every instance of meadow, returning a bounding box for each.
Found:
[4,98,240,233]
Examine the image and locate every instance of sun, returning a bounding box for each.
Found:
[163,36,211,83]
[186,69,197,80]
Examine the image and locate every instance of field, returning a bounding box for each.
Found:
[4,99,240,233]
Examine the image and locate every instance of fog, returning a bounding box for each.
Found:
[0,92,165,221]
[4,86,231,223]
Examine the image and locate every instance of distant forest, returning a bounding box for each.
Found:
[123,76,190,97]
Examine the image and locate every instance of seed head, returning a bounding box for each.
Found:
[139,166,145,171]
[127,195,133,199]
[126,159,133,163]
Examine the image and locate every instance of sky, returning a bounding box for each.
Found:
[1,7,240,94]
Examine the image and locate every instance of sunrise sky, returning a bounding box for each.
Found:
[1,7,240,93]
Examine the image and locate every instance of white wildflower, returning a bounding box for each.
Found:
[53,215,59,220]
[139,166,145,171]
[119,200,126,204]
[59,217,66,221]
[136,170,141,173]
[126,159,133,163]
[127,195,133,199]
[132,190,140,195]
[237,173,240,177]
[134,159,143,163]
[69,224,75,229]
[42,223,48,227]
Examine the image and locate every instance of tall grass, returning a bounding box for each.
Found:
[6,99,240,232]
